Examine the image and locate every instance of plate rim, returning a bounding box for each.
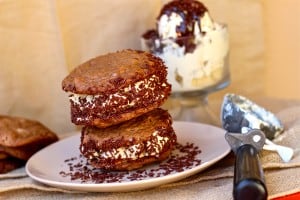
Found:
[25,121,230,192]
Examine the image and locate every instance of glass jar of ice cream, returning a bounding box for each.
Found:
[141,0,230,125]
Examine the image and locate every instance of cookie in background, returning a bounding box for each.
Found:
[0,115,58,173]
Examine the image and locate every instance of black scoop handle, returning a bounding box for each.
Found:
[233,144,268,200]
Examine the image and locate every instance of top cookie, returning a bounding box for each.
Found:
[62,49,167,95]
[61,49,171,127]
[0,115,58,147]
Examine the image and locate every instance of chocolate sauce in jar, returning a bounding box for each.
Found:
[158,0,207,38]
[142,0,209,54]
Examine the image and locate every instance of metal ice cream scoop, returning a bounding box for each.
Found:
[225,129,268,200]
[220,93,288,200]
[221,93,293,162]
[221,93,284,140]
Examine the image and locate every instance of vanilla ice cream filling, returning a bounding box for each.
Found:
[89,131,170,160]
[154,12,229,92]
[69,74,164,106]
[68,74,167,122]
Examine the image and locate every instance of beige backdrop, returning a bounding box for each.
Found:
[0,0,298,134]
[262,0,300,100]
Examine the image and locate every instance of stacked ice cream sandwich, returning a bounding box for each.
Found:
[62,49,177,170]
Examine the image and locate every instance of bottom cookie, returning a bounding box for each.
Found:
[80,108,177,171]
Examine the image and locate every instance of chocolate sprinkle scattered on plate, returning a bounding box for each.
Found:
[59,142,201,183]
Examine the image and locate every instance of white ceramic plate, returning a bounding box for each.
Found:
[26,121,230,192]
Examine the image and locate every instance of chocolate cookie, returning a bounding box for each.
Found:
[0,115,58,160]
[80,108,177,170]
[0,152,8,160]
[0,157,25,174]
[0,142,53,161]
[62,49,171,128]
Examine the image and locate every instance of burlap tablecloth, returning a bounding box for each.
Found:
[1,97,300,200]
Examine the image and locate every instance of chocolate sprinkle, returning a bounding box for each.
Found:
[59,142,201,183]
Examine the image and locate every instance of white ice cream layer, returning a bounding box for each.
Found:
[68,74,166,122]
[69,74,160,106]
[97,131,169,160]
